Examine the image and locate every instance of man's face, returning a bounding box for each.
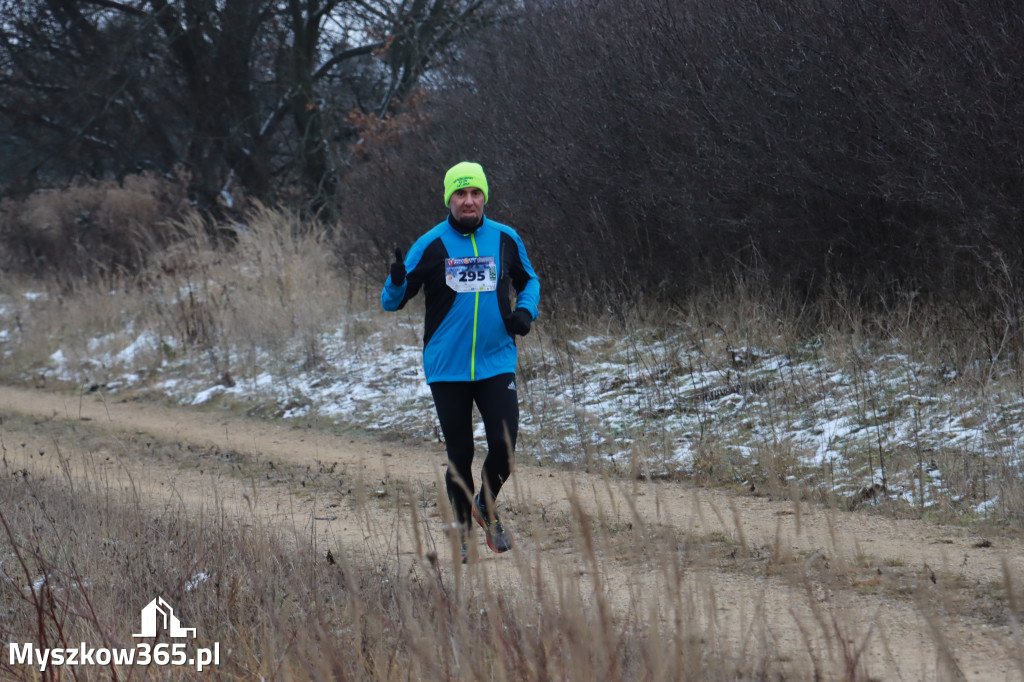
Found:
[449,187,485,227]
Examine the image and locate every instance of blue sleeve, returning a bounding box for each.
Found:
[511,231,540,320]
[380,270,407,311]
[381,232,433,311]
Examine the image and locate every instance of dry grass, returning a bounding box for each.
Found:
[143,206,344,373]
[5,410,1017,681]
[0,172,190,282]
[515,276,1024,527]
[2,204,1024,528]
[0,429,769,680]
[2,205,373,396]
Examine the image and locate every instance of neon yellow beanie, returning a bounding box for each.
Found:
[443,162,489,206]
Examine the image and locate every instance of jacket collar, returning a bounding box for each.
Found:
[448,213,484,235]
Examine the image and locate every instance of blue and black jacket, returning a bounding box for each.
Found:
[381,215,540,383]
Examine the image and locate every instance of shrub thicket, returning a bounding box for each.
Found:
[345,0,1024,319]
[4,0,1023,339]
[0,172,191,283]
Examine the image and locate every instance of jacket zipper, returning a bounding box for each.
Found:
[470,233,480,381]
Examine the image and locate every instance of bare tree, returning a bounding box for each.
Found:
[0,0,493,214]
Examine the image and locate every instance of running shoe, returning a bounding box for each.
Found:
[472,494,514,553]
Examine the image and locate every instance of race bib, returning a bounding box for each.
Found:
[445,256,497,292]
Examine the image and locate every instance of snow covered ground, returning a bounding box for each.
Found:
[3,289,1022,521]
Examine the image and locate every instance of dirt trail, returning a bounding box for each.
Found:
[1,384,1022,680]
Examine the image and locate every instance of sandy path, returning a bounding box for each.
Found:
[1,385,1022,680]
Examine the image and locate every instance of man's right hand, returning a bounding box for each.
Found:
[390,247,406,286]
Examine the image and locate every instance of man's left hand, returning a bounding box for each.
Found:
[505,308,532,336]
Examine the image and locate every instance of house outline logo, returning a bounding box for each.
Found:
[133,597,197,639]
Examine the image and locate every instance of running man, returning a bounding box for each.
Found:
[381,161,540,561]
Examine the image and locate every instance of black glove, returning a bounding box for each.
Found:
[390,247,406,286]
[505,307,533,336]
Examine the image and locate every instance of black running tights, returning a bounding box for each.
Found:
[429,373,519,527]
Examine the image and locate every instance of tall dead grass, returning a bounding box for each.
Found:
[143,206,344,374]
[3,423,1000,681]
[2,202,1024,525]
[514,271,1024,525]
[2,205,366,397]
[0,446,763,679]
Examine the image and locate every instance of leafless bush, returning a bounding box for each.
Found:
[345,0,1024,332]
[0,172,190,283]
